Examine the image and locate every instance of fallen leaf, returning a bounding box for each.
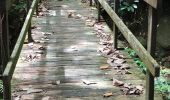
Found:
[121,64,130,70]
[135,85,144,91]
[85,19,96,27]
[124,70,132,74]
[38,46,46,50]
[35,50,44,54]
[100,65,110,70]
[82,79,97,85]
[74,14,82,19]
[52,80,60,85]
[114,59,126,64]
[103,92,113,97]
[42,96,50,100]
[112,78,124,86]
[14,95,21,100]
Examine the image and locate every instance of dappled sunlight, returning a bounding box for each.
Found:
[84,31,95,35]
[48,10,57,16]
[63,40,97,53]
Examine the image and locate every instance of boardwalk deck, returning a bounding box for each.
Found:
[12,0,162,100]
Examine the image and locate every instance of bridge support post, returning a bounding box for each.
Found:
[27,0,34,43]
[112,0,119,49]
[97,1,101,22]
[3,76,11,100]
[146,5,158,100]
[146,70,154,100]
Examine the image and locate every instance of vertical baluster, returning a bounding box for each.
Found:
[146,5,158,100]
[97,1,101,22]
[27,0,34,42]
[3,76,11,100]
[113,0,119,49]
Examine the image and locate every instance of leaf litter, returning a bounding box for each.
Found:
[81,10,145,96]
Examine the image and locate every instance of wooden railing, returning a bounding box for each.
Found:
[95,0,160,100]
[0,0,39,99]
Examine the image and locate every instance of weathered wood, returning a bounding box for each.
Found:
[98,0,159,77]
[144,0,157,8]
[3,0,39,79]
[146,69,154,100]
[27,0,34,43]
[97,1,101,22]
[146,6,158,100]
[11,0,163,99]
[112,0,119,49]
[147,6,157,57]
[3,76,11,100]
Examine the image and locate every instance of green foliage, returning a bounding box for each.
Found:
[124,47,146,73]
[119,0,139,16]
[155,76,169,93]
[125,47,170,100]
[14,2,27,10]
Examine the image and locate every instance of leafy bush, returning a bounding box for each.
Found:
[124,47,170,100]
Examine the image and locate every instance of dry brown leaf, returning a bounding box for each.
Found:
[100,65,110,70]
[103,92,113,97]
[38,46,46,50]
[112,78,124,86]
[68,12,74,18]
[82,79,97,85]
[114,59,126,64]
[124,70,132,74]
[136,85,144,91]
[85,19,96,27]
[121,64,130,70]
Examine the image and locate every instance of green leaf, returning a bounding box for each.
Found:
[132,4,138,9]
[122,2,129,6]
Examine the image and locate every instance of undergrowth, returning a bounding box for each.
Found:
[124,47,170,100]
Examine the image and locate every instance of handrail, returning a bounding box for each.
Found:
[97,0,159,77]
[1,0,39,99]
[3,0,39,79]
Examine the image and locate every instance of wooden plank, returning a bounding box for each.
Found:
[3,0,39,79]
[98,0,159,77]
[144,0,157,8]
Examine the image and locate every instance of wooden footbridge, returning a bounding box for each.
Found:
[0,0,163,100]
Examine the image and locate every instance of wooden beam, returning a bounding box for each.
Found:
[98,0,159,77]
[144,0,157,8]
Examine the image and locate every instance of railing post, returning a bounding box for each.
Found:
[147,6,157,57]
[146,5,158,100]
[27,0,34,43]
[112,0,119,49]
[146,70,154,100]
[36,1,39,16]
[89,0,92,6]
[3,76,11,100]
[97,0,101,22]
